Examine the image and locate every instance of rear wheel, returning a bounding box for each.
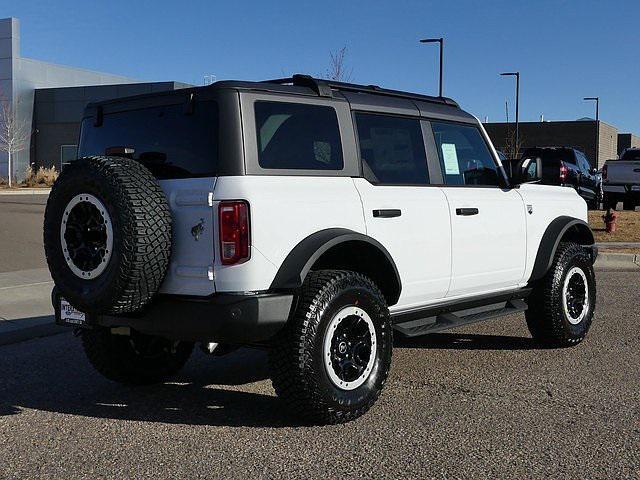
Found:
[269,270,393,424]
[81,328,193,385]
[525,242,596,346]
[623,199,636,211]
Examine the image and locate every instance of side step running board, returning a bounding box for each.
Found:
[393,299,528,338]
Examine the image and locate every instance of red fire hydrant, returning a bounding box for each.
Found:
[603,208,618,233]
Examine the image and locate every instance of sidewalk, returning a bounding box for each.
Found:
[0,268,64,346]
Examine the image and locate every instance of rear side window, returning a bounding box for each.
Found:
[255,101,343,170]
[355,113,429,185]
[79,101,218,179]
[431,122,500,186]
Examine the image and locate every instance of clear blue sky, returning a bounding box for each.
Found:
[7,0,640,133]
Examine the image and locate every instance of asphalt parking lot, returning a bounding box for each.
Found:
[0,270,637,478]
[0,194,638,479]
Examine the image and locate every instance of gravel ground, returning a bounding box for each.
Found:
[0,270,638,479]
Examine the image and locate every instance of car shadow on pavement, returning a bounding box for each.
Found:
[0,341,306,428]
[394,332,549,350]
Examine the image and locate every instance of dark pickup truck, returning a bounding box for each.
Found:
[520,147,601,209]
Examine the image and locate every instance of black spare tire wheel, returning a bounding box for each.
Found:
[44,156,172,314]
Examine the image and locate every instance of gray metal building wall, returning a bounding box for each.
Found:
[0,17,146,180]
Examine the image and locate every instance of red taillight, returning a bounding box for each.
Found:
[560,161,568,183]
[218,201,250,265]
[602,164,608,180]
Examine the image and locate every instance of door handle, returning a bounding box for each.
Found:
[373,209,401,218]
[456,207,479,216]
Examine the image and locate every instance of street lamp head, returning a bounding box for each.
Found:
[583,97,599,101]
[500,72,519,77]
[420,38,442,44]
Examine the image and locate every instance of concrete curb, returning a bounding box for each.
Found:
[0,188,51,195]
[597,242,640,248]
[0,316,67,346]
[595,252,640,271]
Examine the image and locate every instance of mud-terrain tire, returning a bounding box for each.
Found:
[525,242,596,347]
[43,156,172,314]
[81,328,193,385]
[269,270,393,424]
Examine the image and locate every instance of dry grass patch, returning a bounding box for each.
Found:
[588,210,640,243]
[22,165,58,188]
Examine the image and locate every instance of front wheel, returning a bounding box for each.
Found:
[269,270,393,424]
[525,242,596,346]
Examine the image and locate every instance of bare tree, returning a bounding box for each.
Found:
[502,128,523,160]
[326,47,353,82]
[0,100,30,187]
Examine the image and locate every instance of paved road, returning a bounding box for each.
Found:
[0,270,637,479]
[0,194,48,273]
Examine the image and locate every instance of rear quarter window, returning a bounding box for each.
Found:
[254,101,343,170]
[79,101,218,179]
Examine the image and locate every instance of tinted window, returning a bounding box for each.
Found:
[431,122,500,186]
[621,149,640,160]
[255,102,343,170]
[576,151,591,172]
[79,101,218,179]
[523,148,576,165]
[355,113,429,185]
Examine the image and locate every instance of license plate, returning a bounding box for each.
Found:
[631,185,640,191]
[60,298,86,325]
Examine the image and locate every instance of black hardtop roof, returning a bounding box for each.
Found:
[86,74,462,113]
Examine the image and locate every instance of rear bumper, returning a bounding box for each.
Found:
[54,289,295,344]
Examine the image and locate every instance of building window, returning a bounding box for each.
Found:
[60,145,78,170]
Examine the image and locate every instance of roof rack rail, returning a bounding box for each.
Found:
[262,74,459,107]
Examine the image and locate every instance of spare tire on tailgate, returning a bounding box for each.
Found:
[44,156,172,314]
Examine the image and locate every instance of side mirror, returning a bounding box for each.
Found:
[505,157,542,186]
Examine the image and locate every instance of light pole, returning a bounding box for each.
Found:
[584,96,600,168]
[420,37,444,97]
[500,72,520,153]
[584,96,599,121]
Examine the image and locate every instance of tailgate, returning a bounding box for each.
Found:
[606,161,640,184]
[158,177,217,296]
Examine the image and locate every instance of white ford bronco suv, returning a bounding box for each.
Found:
[44,75,597,424]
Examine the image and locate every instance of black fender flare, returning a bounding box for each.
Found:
[529,216,595,282]
[269,228,402,304]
